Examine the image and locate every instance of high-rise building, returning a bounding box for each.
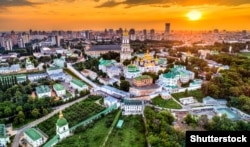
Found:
[55,35,62,47]
[150,29,155,40]
[165,23,170,33]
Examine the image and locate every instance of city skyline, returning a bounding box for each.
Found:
[0,0,250,31]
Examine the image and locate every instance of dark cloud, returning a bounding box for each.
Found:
[96,0,250,8]
[0,0,39,8]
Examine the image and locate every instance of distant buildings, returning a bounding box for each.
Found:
[165,23,170,34]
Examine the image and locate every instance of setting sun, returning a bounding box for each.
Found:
[187,10,202,21]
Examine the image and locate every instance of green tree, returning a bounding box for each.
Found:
[31,108,40,118]
[14,111,25,124]
[4,107,12,116]
[120,80,130,92]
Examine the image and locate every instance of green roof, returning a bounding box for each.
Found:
[24,128,42,141]
[0,124,6,137]
[127,65,140,72]
[16,74,26,81]
[53,84,65,91]
[163,72,178,79]
[134,75,152,81]
[123,99,142,105]
[70,79,87,88]
[36,85,50,94]
[116,120,124,128]
[43,135,59,147]
[56,118,68,127]
[99,59,114,66]
[47,66,62,71]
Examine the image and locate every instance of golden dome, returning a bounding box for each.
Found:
[144,50,153,61]
[123,29,129,36]
[59,110,64,119]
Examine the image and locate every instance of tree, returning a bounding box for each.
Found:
[16,106,23,112]
[184,113,197,125]
[14,111,25,124]
[4,107,12,116]
[120,80,130,92]
[42,108,48,115]
[31,108,40,118]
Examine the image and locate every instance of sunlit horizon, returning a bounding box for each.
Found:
[0,0,250,32]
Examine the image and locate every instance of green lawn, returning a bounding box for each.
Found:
[238,52,250,58]
[54,110,119,147]
[171,89,204,102]
[37,95,104,138]
[105,115,147,147]
[152,96,182,109]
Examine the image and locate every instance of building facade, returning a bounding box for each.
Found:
[24,128,44,147]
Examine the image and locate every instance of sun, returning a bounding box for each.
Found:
[186,10,202,21]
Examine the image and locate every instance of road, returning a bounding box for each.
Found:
[11,95,90,147]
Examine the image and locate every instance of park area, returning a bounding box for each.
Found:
[238,52,250,58]
[171,89,204,102]
[105,115,146,147]
[151,96,182,109]
[37,95,105,138]
[54,109,120,147]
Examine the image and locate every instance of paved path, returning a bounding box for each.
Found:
[11,95,89,147]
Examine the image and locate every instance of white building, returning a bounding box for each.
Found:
[28,73,48,82]
[70,79,88,91]
[120,29,132,62]
[36,85,51,98]
[104,96,119,107]
[53,57,65,68]
[100,85,130,98]
[0,124,10,147]
[24,128,44,147]
[53,84,66,97]
[106,66,121,78]
[26,58,35,71]
[81,69,97,80]
[123,64,141,79]
[56,111,70,139]
[179,97,197,105]
[122,99,144,115]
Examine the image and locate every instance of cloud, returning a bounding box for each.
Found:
[0,0,40,8]
[96,0,250,8]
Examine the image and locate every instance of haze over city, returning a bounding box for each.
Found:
[0,0,250,31]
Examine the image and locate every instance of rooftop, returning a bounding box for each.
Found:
[116,120,124,128]
[53,84,65,91]
[123,99,143,105]
[36,85,50,94]
[105,96,118,103]
[0,124,6,137]
[99,59,114,66]
[24,128,42,141]
[47,66,62,71]
[89,45,121,51]
[127,65,140,72]
[134,75,152,81]
[71,79,87,87]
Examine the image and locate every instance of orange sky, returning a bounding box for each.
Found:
[0,0,250,31]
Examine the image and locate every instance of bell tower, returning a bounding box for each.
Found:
[120,29,132,62]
